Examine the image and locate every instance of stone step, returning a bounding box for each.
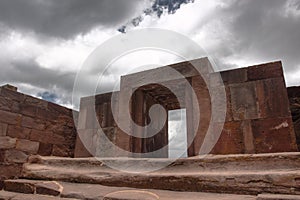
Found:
[1,179,258,200]
[21,153,300,195]
[257,194,300,200]
[0,190,77,200]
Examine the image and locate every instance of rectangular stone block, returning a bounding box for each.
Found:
[21,116,45,130]
[38,143,53,156]
[24,95,48,108]
[4,149,28,163]
[7,125,31,139]
[220,68,247,85]
[0,88,24,102]
[30,130,65,145]
[256,78,290,118]
[241,120,255,154]
[211,121,245,154]
[4,179,34,194]
[16,139,39,154]
[0,110,21,125]
[36,108,58,121]
[230,82,259,120]
[0,136,16,149]
[20,104,37,117]
[252,117,298,153]
[0,164,22,180]
[0,123,8,136]
[52,144,72,157]
[247,61,283,81]
[48,101,72,115]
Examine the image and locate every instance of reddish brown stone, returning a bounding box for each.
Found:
[16,139,39,154]
[36,108,58,121]
[52,144,72,157]
[4,180,34,194]
[0,137,16,150]
[0,150,4,162]
[21,116,45,130]
[20,104,37,117]
[24,95,48,108]
[4,149,28,163]
[48,101,72,116]
[7,125,31,139]
[36,181,62,196]
[0,164,22,180]
[220,68,247,85]
[256,78,290,118]
[252,117,298,153]
[247,61,283,81]
[0,110,21,125]
[0,96,13,111]
[74,133,92,158]
[38,143,53,156]
[230,82,259,120]
[0,88,24,102]
[0,123,8,136]
[0,180,3,190]
[241,120,255,154]
[211,121,244,154]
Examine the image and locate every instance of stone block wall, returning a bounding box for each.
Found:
[288,86,300,149]
[74,92,122,157]
[74,59,298,158]
[208,61,298,154]
[0,85,77,180]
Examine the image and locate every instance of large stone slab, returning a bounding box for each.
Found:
[22,153,300,195]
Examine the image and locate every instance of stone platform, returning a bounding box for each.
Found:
[1,152,299,199]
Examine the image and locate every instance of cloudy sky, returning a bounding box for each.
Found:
[1,0,300,109]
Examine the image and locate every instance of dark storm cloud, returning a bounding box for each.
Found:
[0,59,76,105]
[214,0,300,75]
[0,0,145,38]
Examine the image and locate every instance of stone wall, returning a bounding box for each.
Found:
[208,61,298,154]
[288,86,300,149]
[0,85,77,180]
[74,58,298,158]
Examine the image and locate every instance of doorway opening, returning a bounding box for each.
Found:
[168,109,187,158]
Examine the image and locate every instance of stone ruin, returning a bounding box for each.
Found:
[75,57,298,158]
[0,57,299,199]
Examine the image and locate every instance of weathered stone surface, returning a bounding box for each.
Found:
[230,82,259,120]
[252,117,298,153]
[256,78,290,118]
[16,139,39,154]
[38,143,53,156]
[36,181,63,196]
[21,116,45,130]
[0,182,257,200]
[220,68,247,85]
[0,88,24,102]
[0,164,22,180]
[20,104,37,117]
[23,153,300,195]
[0,123,8,136]
[6,125,31,140]
[0,136,16,149]
[4,180,35,194]
[288,86,300,150]
[30,130,64,145]
[0,190,78,200]
[0,110,21,125]
[247,61,283,81]
[4,149,28,163]
[257,194,300,200]
[211,121,244,154]
[52,144,71,157]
